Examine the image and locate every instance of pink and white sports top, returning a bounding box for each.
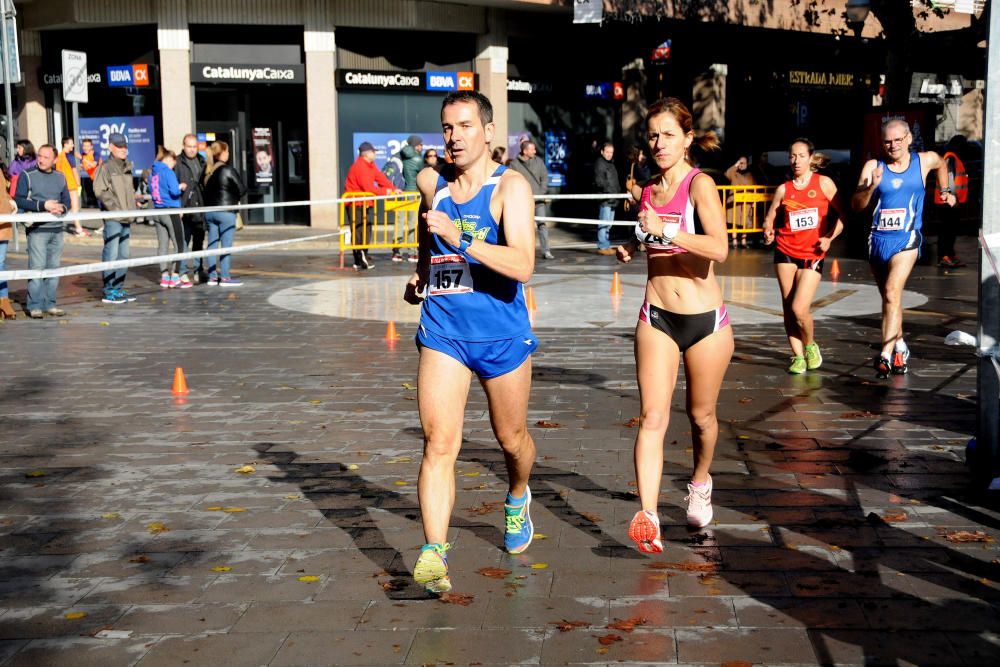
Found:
[636,168,702,256]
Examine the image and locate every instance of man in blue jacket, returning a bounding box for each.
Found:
[14,144,72,318]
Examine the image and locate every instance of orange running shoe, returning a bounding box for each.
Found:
[628,509,663,553]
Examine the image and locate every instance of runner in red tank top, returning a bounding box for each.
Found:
[762,138,845,374]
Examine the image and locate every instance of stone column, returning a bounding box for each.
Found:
[156,0,192,148]
[475,11,508,152]
[304,2,338,229]
[15,29,47,148]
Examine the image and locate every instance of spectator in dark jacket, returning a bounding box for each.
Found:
[593,142,620,254]
[175,133,208,282]
[13,144,71,318]
[391,135,424,262]
[507,139,553,259]
[93,133,139,304]
[202,141,247,286]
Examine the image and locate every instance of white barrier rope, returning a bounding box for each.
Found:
[536,216,635,227]
[535,193,631,200]
[0,231,345,281]
[0,193,417,225]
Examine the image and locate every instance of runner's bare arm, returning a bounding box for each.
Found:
[762,183,786,245]
[818,175,845,249]
[426,169,535,284]
[404,167,437,305]
[852,159,881,211]
[667,173,728,263]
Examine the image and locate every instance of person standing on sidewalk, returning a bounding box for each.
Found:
[508,139,553,260]
[94,133,139,304]
[13,145,72,318]
[762,138,845,375]
[616,98,731,551]
[150,147,188,289]
[594,142,620,254]
[404,91,538,594]
[344,141,396,271]
[391,135,424,263]
[0,160,20,320]
[175,134,208,284]
[202,141,247,287]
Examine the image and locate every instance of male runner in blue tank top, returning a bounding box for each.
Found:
[403,91,538,594]
[852,119,956,378]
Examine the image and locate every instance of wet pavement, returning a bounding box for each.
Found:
[0,230,997,666]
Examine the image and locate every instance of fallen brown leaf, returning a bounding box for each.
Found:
[623,417,641,428]
[535,420,562,428]
[738,397,753,404]
[722,662,754,667]
[607,616,648,633]
[437,592,474,605]
[550,619,588,632]
[579,512,602,523]
[646,560,719,573]
[596,633,623,645]
[465,501,503,516]
[882,510,908,522]
[128,555,150,564]
[380,578,408,591]
[477,567,512,579]
[940,530,993,543]
[840,410,877,419]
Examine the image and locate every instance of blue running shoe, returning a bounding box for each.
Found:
[504,486,534,554]
[413,542,451,593]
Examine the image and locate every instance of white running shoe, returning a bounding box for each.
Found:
[685,476,714,528]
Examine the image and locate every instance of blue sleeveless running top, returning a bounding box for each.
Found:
[419,164,531,341]
[871,153,924,236]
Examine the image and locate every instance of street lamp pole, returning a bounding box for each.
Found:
[0,0,14,164]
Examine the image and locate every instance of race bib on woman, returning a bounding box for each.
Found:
[788,207,819,232]
[636,213,681,249]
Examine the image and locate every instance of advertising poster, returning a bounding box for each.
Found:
[543,130,568,187]
[253,127,274,186]
[79,115,156,176]
[352,132,445,170]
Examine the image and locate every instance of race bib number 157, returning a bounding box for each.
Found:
[429,254,473,296]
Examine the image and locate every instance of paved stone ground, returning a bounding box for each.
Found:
[0,232,997,666]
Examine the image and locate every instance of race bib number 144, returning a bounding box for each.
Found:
[877,208,906,231]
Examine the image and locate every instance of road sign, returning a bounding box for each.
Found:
[61,49,88,103]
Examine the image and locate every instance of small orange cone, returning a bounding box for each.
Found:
[525,287,537,311]
[610,272,624,296]
[385,321,400,340]
[830,259,841,280]
[172,367,189,396]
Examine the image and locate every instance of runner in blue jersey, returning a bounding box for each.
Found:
[403,91,538,594]
[852,119,956,377]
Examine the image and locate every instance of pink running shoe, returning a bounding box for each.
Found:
[685,476,714,528]
[628,509,663,553]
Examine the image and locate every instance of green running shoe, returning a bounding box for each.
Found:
[787,356,807,374]
[413,542,451,593]
[804,343,823,370]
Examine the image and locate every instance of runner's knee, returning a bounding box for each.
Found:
[639,409,669,434]
[688,407,717,435]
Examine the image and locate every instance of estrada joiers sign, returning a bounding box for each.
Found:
[336,69,477,92]
[191,64,305,84]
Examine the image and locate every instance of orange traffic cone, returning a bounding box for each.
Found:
[830,259,841,280]
[610,272,624,296]
[172,367,189,396]
[525,287,537,311]
[385,321,400,340]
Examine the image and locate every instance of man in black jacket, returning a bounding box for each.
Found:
[176,134,208,283]
[593,142,619,254]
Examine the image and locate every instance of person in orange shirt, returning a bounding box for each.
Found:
[79,137,100,208]
[55,137,85,236]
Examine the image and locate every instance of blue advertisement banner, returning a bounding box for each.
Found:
[352,132,445,170]
[79,115,156,176]
[543,131,567,187]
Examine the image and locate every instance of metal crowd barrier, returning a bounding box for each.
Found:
[717,185,776,235]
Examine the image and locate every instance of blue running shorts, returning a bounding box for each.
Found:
[869,230,922,266]
[416,325,538,379]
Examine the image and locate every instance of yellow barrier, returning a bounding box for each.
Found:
[717,185,776,235]
[339,191,421,258]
